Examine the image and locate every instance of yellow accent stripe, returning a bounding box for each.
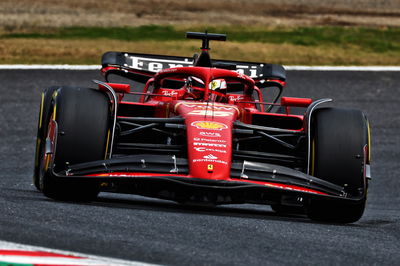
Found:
[104,129,111,159]
[38,92,44,129]
[44,154,51,172]
[52,91,58,120]
[311,139,315,175]
[52,104,57,120]
[367,121,371,163]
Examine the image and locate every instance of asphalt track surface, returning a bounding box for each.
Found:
[0,70,399,265]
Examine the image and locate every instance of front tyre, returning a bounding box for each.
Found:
[307,107,370,223]
[33,86,59,190]
[39,86,110,201]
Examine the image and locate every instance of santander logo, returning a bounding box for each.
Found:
[203,154,218,159]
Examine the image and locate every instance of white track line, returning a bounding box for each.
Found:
[0,65,100,70]
[0,64,399,71]
[0,240,158,266]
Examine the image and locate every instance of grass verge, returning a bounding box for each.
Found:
[1,25,399,65]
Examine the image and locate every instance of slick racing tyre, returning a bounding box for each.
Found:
[307,107,370,223]
[33,86,59,190]
[38,86,110,201]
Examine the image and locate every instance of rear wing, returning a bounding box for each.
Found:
[101,51,286,83]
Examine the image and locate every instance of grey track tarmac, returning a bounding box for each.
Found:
[0,70,399,265]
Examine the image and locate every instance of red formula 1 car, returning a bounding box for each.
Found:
[34,32,371,223]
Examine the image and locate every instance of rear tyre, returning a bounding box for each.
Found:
[307,107,369,223]
[39,86,110,201]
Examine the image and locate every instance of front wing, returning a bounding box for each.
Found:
[49,155,365,207]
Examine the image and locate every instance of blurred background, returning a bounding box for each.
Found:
[0,0,399,65]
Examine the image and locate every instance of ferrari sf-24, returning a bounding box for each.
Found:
[34,32,371,223]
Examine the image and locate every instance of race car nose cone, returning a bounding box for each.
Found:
[174,102,239,180]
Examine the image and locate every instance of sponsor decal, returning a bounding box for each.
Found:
[193,137,226,143]
[162,90,178,96]
[188,110,232,117]
[125,55,192,71]
[199,132,221,138]
[193,159,228,165]
[203,139,226,143]
[123,54,261,77]
[204,154,218,159]
[194,142,226,148]
[159,68,178,73]
[194,147,227,153]
[236,65,258,77]
[191,121,228,130]
[228,95,244,101]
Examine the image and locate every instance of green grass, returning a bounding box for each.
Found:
[2,25,400,53]
[228,27,400,53]
[2,25,183,41]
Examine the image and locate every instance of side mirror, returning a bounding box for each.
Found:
[98,83,130,94]
[281,97,312,108]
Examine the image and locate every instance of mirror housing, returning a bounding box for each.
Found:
[98,83,130,94]
[281,97,312,107]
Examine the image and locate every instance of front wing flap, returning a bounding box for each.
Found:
[49,155,363,206]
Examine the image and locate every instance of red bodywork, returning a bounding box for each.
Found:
[45,33,356,206]
[83,65,336,198]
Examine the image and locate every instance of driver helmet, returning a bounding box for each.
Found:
[209,79,227,93]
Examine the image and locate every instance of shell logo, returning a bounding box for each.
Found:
[191,121,228,130]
